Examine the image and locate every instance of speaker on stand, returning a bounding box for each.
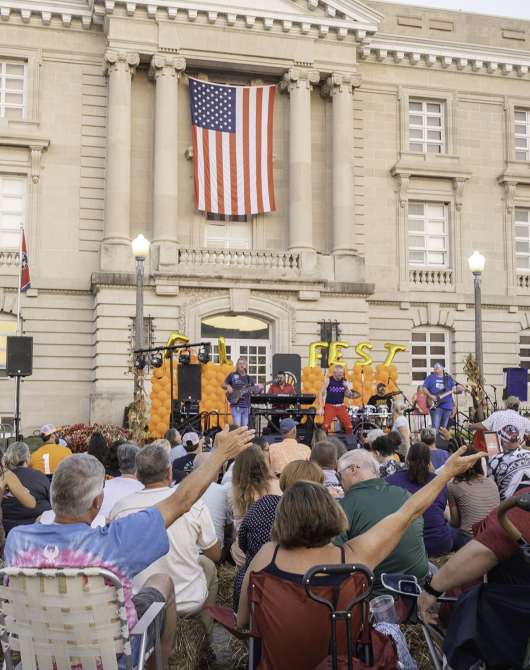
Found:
[6,336,33,441]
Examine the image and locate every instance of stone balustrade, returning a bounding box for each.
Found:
[517,273,530,290]
[0,250,19,268]
[409,267,454,290]
[175,247,302,278]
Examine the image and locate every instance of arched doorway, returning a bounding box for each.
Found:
[201,314,271,385]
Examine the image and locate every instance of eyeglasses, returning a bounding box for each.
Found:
[338,464,360,477]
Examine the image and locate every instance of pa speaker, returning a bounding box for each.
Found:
[6,336,33,377]
[503,367,528,402]
[272,353,301,392]
[178,364,202,401]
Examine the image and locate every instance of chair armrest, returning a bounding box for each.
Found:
[131,602,165,636]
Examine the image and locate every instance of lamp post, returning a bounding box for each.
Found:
[468,250,486,384]
[132,234,150,353]
[131,234,150,441]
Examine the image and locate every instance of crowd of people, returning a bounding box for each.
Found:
[0,359,529,669]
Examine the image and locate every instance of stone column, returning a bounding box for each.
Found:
[101,49,139,272]
[149,53,186,273]
[327,72,361,255]
[281,67,320,260]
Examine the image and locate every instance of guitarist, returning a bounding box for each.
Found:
[224,357,263,427]
[422,362,463,432]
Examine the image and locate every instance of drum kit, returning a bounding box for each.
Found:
[348,404,392,446]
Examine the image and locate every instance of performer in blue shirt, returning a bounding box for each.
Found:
[422,362,463,432]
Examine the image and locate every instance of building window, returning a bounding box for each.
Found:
[0,316,17,372]
[514,108,530,161]
[0,175,26,250]
[0,60,25,120]
[204,220,251,250]
[408,201,449,267]
[520,333,530,378]
[411,329,449,382]
[515,208,530,271]
[408,99,445,154]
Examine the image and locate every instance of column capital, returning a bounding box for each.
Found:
[281,66,320,92]
[104,49,140,75]
[149,53,186,80]
[322,71,362,97]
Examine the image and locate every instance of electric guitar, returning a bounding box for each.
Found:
[427,386,468,410]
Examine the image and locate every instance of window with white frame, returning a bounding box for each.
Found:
[408,99,445,154]
[0,176,26,250]
[408,201,449,267]
[514,108,530,161]
[0,60,25,120]
[411,329,450,383]
[204,219,251,250]
[515,208,530,272]
[520,332,530,379]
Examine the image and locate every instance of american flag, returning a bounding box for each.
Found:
[20,229,31,293]
[189,78,276,216]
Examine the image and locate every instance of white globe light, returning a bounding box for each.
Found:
[468,250,485,274]
[132,234,150,259]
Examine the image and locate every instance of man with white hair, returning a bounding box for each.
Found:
[470,395,530,499]
[318,365,360,448]
[4,425,254,668]
[99,442,143,519]
[334,449,429,597]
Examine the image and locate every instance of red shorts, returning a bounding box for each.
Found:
[323,404,352,435]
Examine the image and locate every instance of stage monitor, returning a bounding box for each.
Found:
[272,353,301,392]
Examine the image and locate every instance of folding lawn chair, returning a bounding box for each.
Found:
[0,567,164,670]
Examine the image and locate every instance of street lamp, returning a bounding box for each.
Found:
[468,250,486,384]
[132,234,150,353]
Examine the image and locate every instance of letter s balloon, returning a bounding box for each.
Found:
[354,342,373,367]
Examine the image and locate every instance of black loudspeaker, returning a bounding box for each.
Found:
[6,336,33,377]
[272,354,301,392]
[178,364,202,401]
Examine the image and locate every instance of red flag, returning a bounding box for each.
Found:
[20,229,31,293]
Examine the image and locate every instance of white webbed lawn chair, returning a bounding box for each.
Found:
[0,567,164,670]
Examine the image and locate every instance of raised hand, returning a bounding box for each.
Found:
[445,445,483,478]
[214,425,255,460]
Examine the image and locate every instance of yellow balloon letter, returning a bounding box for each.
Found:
[328,342,350,367]
[217,336,230,365]
[383,343,407,366]
[165,332,189,357]
[308,342,329,368]
[354,342,373,367]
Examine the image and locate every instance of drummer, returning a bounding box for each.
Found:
[367,383,393,413]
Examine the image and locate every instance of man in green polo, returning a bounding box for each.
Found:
[334,449,429,597]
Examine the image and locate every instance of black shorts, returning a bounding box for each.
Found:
[132,586,166,650]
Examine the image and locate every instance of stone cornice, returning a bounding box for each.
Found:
[0,0,96,28]
[359,33,530,77]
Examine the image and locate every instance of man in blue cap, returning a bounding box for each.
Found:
[422,362,462,432]
[268,418,311,476]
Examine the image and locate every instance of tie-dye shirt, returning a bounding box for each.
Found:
[4,507,169,632]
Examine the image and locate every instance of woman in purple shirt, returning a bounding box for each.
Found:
[386,442,452,557]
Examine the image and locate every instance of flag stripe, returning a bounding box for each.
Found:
[248,87,258,215]
[261,86,270,212]
[236,89,245,215]
[267,86,276,211]
[222,132,232,217]
[229,131,238,216]
[203,128,211,214]
[243,87,251,216]
[255,87,264,215]
[189,79,276,216]
[216,131,225,216]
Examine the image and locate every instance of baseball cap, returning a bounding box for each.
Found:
[40,424,56,437]
[182,432,200,446]
[433,363,444,370]
[280,418,296,434]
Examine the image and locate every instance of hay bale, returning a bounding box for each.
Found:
[168,615,210,670]
[403,624,432,670]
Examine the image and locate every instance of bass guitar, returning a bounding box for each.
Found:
[427,386,468,410]
[226,384,262,405]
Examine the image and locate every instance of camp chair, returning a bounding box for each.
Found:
[0,567,164,670]
[207,563,389,669]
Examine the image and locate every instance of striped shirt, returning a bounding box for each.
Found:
[448,477,501,534]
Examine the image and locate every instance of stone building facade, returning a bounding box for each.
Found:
[1,0,530,431]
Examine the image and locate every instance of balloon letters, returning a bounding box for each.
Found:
[307,340,406,368]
